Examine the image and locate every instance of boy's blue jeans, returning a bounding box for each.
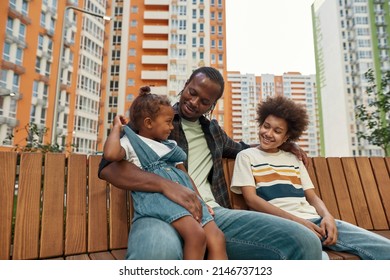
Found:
[310,217,390,260]
[126,207,322,260]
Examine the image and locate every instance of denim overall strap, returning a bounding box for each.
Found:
[123,126,160,169]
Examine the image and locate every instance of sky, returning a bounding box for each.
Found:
[226,0,316,76]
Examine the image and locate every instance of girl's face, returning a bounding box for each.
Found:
[179,73,221,121]
[258,115,289,153]
[146,105,175,141]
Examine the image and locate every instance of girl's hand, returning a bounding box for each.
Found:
[207,205,215,216]
[113,115,127,128]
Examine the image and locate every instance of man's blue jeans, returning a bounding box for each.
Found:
[126,207,322,260]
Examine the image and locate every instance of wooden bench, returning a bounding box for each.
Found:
[223,157,390,260]
[1,151,389,260]
[0,152,132,260]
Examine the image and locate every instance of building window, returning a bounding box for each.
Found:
[109,96,118,107]
[128,63,135,71]
[113,21,122,30]
[110,80,119,91]
[130,34,137,41]
[115,6,123,15]
[111,65,120,76]
[127,79,135,86]
[3,43,11,61]
[131,6,138,13]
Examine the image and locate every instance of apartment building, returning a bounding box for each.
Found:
[226,71,320,156]
[0,0,111,154]
[103,0,228,145]
[312,0,389,156]
[226,71,258,144]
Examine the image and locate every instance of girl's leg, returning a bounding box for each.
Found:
[203,221,228,260]
[171,216,207,260]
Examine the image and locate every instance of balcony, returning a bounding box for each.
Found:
[141,70,168,80]
[142,55,168,64]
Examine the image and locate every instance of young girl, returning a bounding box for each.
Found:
[230,95,390,260]
[103,86,227,260]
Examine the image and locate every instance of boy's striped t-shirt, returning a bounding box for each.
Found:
[231,148,320,219]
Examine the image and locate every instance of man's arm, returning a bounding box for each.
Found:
[99,160,202,220]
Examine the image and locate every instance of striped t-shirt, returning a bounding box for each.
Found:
[231,148,320,219]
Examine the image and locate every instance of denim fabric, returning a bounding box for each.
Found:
[126,207,323,260]
[123,125,213,226]
[310,218,390,260]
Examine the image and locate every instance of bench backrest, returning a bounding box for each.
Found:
[1,151,389,260]
[223,157,390,231]
[0,152,131,260]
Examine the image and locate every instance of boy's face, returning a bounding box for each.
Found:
[258,115,289,153]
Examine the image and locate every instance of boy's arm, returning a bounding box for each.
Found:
[241,186,325,240]
[305,189,337,245]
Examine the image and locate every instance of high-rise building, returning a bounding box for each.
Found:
[0,0,111,154]
[226,71,320,156]
[312,0,389,156]
[227,71,258,144]
[0,0,227,154]
[103,0,228,145]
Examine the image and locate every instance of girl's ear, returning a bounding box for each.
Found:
[144,117,153,129]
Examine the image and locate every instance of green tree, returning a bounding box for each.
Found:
[355,69,390,156]
[4,123,74,153]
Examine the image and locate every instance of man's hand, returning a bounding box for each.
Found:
[162,181,203,222]
[280,141,309,166]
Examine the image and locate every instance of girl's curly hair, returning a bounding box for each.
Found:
[129,86,171,132]
[256,95,309,142]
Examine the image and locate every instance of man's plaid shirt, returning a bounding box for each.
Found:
[169,104,250,209]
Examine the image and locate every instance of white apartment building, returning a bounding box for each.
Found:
[312,0,389,156]
[227,72,258,144]
[282,73,320,157]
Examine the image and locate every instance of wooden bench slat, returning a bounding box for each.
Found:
[312,158,340,219]
[306,158,321,197]
[111,249,127,260]
[65,254,91,260]
[109,185,129,250]
[355,157,388,230]
[40,153,66,259]
[340,158,373,229]
[65,154,88,256]
[88,155,109,253]
[12,153,43,260]
[0,152,17,260]
[328,251,360,260]
[369,158,390,228]
[224,159,247,210]
[326,158,357,225]
[89,251,116,260]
